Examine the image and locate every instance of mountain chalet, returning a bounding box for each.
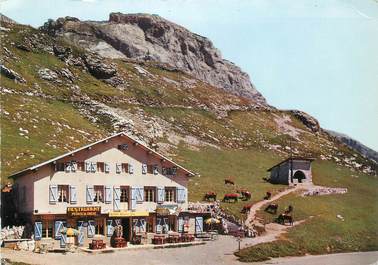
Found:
[8,132,206,247]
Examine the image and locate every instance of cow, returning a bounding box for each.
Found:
[237,189,252,201]
[223,193,239,203]
[276,214,293,226]
[264,203,278,214]
[204,192,217,202]
[263,191,272,200]
[224,178,235,185]
[284,205,293,215]
[241,203,253,214]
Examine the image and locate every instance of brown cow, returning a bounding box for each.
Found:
[265,203,278,214]
[204,192,217,201]
[224,178,235,185]
[276,214,293,226]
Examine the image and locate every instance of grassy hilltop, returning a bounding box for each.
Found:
[1,21,377,260]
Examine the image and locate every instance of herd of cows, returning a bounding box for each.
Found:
[203,178,295,226]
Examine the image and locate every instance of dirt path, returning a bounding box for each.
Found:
[245,185,301,226]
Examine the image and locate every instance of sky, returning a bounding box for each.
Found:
[2,0,378,151]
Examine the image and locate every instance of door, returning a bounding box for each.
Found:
[122,218,130,240]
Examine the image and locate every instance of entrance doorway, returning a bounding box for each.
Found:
[121,218,130,240]
[293,170,306,183]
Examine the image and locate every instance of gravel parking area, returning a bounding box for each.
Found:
[2,236,377,265]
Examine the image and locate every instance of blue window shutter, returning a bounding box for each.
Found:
[131,187,137,210]
[136,187,144,203]
[70,186,77,204]
[116,163,121,174]
[91,162,96,173]
[88,220,95,238]
[182,188,187,203]
[34,222,42,240]
[176,188,182,203]
[104,163,110,173]
[128,164,134,174]
[65,162,71,173]
[85,162,91,173]
[77,221,84,246]
[139,219,146,233]
[113,186,120,211]
[49,185,58,204]
[107,220,114,237]
[156,218,162,233]
[71,161,77,172]
[142,164,147,174]
[105,186,112,204]
[163,218,169,232]
[157,187,164,203]
[195,217,203,234]
[153,165,159,175]
[86,185,94,204]
[60,234,67,248]
[55,221,63,239]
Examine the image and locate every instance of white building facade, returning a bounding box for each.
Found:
[9,133,204,247]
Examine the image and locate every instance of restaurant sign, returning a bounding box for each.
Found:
[67,206,101,217]
[109,211,149,217]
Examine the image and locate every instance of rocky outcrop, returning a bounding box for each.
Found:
[289,110,320,133]
[327,130,378,164]
[40,13,266,104]
[0,65,26,83]
[0,13,17,25]
[81,53,124,86]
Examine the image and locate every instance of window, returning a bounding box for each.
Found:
[95,219,104,235]
[162,167,177,176]
[97,162,105,172]
[165,187,176,202]
[122,163,129,173]
[144,187,156,202]
[58,185,69,202]
[77,162,85,172]
[94,186,104,203]
[42,221,52,238]
[120,186,129,203]
[147,165,154,174]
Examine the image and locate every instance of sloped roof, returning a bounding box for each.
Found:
[8,132,195,179]
[267,157,315,172]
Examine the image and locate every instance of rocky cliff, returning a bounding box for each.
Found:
[327,130,378,164]
[40,13,266,104]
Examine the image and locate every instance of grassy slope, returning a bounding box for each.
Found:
[175,145,287,218]
[235,160,378,262]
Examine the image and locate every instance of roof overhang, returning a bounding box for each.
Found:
[267,157,315,172]
[8,132,196,179]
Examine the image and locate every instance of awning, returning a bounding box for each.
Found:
[108,211,149,217]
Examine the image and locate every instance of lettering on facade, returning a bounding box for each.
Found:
[67,206,101,217]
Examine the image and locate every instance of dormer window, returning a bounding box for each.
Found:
[118,144,128,150]
[97,162,105,173]
[58,185,69,202]
[122,163,129,173]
